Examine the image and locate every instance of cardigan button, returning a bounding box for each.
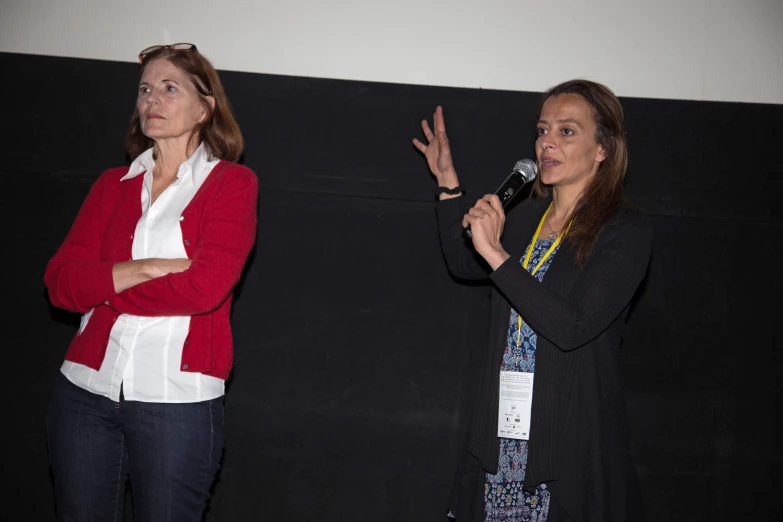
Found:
[182,364,189,370]
[185,340,190,345]
[179,216,185,221]
[184,240,190,245]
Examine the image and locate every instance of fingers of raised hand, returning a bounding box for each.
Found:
[412,138,427,153]
[434,106,446,133]
[436,130,449,148]
[421,119,435,142]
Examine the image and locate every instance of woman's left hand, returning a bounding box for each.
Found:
[463,195,511,270]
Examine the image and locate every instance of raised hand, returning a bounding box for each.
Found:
[413,106,460,189]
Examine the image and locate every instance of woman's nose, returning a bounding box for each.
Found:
[146,89,161,105]
[539,136,555,151]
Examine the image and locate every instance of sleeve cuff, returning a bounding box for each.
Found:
[83,261,117,304]
[490,255,535,297]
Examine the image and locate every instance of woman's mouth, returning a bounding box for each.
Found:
[541,157,560,169]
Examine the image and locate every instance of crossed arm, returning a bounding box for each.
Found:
[45,168,258,317]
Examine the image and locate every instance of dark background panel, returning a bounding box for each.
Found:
[622,97,783,223]
[1,52,781,521]
[220,190,490,520]
[624,215,783,521]
[3,171,89,522]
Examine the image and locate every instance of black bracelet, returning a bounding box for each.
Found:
[436,185,463,196]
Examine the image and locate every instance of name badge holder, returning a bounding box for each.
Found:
[498,203,571,440]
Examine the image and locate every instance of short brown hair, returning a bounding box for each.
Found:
[125,47,244,161]
[532,79,628,268]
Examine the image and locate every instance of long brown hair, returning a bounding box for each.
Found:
[125,47,244,161]
[532,79,628,268]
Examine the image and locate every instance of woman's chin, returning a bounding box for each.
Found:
[539,173,559,187]
[141,123,174,140]
[141,129,164,141]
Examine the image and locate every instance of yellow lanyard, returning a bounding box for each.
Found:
[516,203,572,346]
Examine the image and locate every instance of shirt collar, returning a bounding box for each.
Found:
[121,142,213,187]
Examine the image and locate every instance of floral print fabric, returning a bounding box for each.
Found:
[484,239,559,522]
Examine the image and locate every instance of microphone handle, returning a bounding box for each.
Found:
[465,171,530,238]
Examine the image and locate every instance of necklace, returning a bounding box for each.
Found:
[546,219,561,240]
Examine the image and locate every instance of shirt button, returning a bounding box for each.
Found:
[182,364,189,370]
[184,240,190,245]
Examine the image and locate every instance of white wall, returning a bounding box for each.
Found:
[1,0,781,104]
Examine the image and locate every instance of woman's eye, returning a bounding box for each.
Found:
[561,128,574,136]
[536,128,547,136]
[139,86,150,94]
[166,85,177,92]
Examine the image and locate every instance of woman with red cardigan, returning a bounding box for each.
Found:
[44,44,257,522]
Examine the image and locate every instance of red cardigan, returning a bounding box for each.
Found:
[44,160,258,380]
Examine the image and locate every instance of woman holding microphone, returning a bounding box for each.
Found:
[414,79,650,521]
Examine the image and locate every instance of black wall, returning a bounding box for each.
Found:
[1,52,781,521]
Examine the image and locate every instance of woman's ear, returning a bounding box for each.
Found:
[200,96,216,123]
[595,144,606,164]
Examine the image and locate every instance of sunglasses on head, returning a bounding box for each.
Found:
[138,43,198,64]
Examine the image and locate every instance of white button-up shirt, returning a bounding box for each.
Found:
[61,143,225,403]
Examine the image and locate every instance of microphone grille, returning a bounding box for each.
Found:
[513,159,538,182]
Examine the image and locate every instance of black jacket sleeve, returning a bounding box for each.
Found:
[434,196,490,281]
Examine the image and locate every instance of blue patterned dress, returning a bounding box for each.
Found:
[484,238,559,522]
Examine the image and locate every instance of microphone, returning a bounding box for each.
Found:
[465,159,538,238]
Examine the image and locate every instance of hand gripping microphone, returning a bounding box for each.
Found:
[465,159,538,238]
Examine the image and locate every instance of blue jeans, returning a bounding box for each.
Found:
[47,373,224,522]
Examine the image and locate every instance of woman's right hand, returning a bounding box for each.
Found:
[143,258,192,279]
[413,106,461,193]
[112,258,191,294]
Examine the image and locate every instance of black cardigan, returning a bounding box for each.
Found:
[436,196,651,522]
